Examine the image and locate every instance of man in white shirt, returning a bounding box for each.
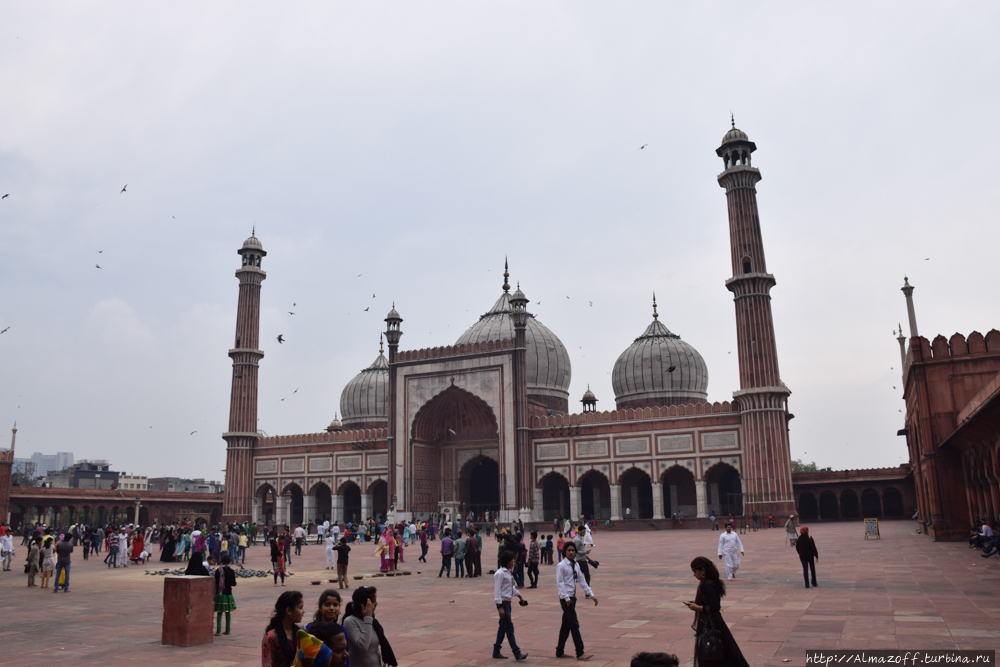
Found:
[556,542,598,660]
[293,525,306,556]
[493,550,528,661]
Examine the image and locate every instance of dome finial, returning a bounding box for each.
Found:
[379,332,384,355]
[731,112,735,129]
[652,292,658,320]
[252,225,255,237]
[503,257,510,293]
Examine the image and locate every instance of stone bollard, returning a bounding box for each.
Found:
[162,575,214,646]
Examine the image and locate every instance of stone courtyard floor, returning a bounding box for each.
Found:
[2,520,999,666]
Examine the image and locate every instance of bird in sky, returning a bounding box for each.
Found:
[95,264,102,269]
[728,351,731,354]
[120,184,127,193]
[566,296,569,299]
[293,388,298,394]
[1,194,8,199]
[288,312,295,315]
[0,327,9,334]
[924,258,930,260]
[364,307,369,312]
[281,398,285,401]
[293,303,296,307]
[190,431,197,435]
[667,366,676,373]
[589,301,593,307]
[372,294,376,298]
[638,143,649,150]
[357,273,362,277]
[277,334,285,343]
[893,386,897,390]
[172,216,175,219]
[97,250,103,253]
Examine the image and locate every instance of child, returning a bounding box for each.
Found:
[81,532,91,561]
[213,554,237,636]
[307,589,342,631]
[545,535,554,565]
[556,533,565,562]
[493,549,528,661]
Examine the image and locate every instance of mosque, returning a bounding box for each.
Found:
[221,122,797,527]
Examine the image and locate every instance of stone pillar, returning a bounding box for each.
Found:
[652,484,665,520]
[252,496,262,524]
[361,494,372,522]
[610,484,622,521]
[162,575,214,646]
[301,494,316,527]
[709,483,720,515]
[331,494,343,525]
[275,495,288,527]
[569,486,582,522]
[533,488,544,522]
[696,481,708,518]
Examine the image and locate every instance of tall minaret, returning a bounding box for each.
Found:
[717,119,795,516]
[0,422,14,524]
[223,232,267,523]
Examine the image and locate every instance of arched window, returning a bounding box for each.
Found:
[742,256,752,274]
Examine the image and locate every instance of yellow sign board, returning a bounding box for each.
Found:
[864,518,879,539]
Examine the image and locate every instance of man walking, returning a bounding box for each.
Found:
[556,542,597,660]
[293,524,306,557]
[526,531,541,588]
[438,529,454,578]
[795,527,819,588]
[54,533,73,593]
[333,537,351,589]
[418,524,428,563]
[493,550,529,661]
[465,527,478,577]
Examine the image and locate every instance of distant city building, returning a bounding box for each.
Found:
[119,474,148,491]
[148,477,224,494]
[46,460,119,490]
[29,452,74,478]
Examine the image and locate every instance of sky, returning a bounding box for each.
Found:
[1,3,998,480]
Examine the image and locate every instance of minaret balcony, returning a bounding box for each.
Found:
[725,272,776,299]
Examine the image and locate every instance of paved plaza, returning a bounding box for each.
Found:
[2,521,999,666]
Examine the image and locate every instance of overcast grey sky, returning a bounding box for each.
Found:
[1,3,998,480]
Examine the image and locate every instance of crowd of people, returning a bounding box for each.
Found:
[0,511,833,666]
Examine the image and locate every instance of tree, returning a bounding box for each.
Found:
[11,472,40,487]
[790,459,818,473]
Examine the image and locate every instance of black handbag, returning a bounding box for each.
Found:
[695,609,725,661]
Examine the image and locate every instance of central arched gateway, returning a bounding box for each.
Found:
[409,385,501,515]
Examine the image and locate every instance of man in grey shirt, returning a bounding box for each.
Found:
[573,527,593,586]
[54,533,73,592]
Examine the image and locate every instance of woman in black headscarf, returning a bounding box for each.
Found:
[684,556,749,667]
[160,529,177,562]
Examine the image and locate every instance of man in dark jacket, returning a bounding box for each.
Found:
[795,526,819,588]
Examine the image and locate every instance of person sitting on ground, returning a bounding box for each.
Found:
[630,652,679,667]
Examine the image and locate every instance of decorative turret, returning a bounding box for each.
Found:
[581,386,598,413]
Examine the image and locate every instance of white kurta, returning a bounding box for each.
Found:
[325,536,336,568]
[718,531,744,579]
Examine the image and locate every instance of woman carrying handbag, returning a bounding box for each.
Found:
[684,556,749,667]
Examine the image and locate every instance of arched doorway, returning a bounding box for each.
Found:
[139,506,150,527]
[541,472,570,521]
[369,480,388,522]
[257,484,276,526]
[882,487,904,517]
[410,385,501,515]
[705,463,743,517]
[840,489,860,519]
[311,483,332,524]
[861,488,881,518]
[662,465,697,518]
[210,507,223,527]
[798,492,818,521]
[10,504,25,528]
[819,491,839,519]
[579,470,611,521]
[340,482,362,524]
[283,484,304,526]
[459,456,500,517]
[619,468,654,519]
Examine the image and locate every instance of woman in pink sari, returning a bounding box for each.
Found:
[375,530,394,572]
[395,529,405,565]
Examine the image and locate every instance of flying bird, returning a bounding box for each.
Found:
[667,366,676,373]
[97,250,103,253]
[1,194,8,199]
[924,258,930,260]
[281,398,285,401]
[95,264,102,269]
[293,388,298,394]
[364,307,369,312]
[372,294,376,299]
[357,273,362,277]
[0,327,9,334]
[893,386,896,390]
[293,303,296,307]
[190,431,197,435]
[589,301,593,307]
[566,296,569,299]
[277,334,285,343]
[120,184,127,193]
[638,143,649,150]
[288,312,295,315]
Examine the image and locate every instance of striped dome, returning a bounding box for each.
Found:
[612,316,708,409]
[455,291,571,405]
[339,351,389,426]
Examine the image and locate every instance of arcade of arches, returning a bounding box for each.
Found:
[792,467,916,523]
[254,478,387,527]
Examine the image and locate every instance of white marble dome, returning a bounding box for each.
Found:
[455,289,571,407]
[612,310,708,408]
[339,350,389,427]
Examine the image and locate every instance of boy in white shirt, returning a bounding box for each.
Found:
[556,542,598,660]
[493,550,529,661]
